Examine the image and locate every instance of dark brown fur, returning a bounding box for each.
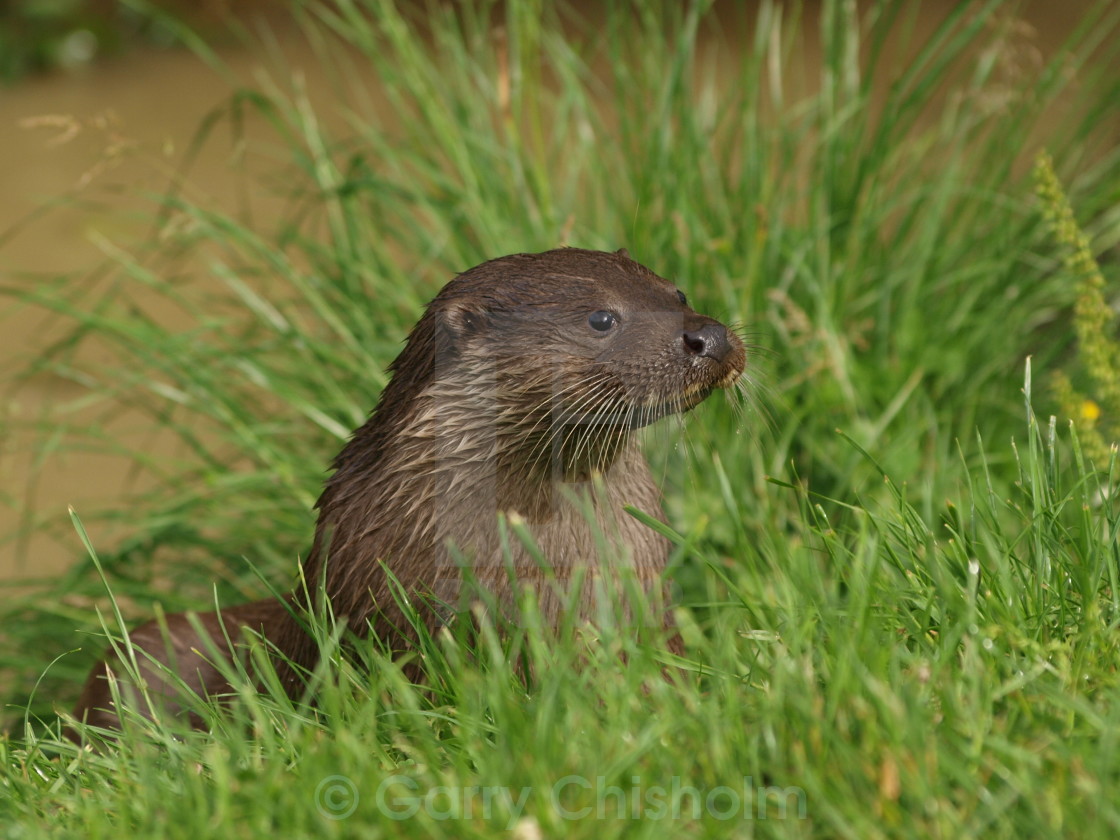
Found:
[70,248,745,733]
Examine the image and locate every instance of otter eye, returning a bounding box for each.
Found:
[588,310,617,332]
[676,290,688,306]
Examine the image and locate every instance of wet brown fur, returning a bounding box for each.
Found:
[71,248,745,733]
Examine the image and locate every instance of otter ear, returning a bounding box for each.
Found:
[615,247,631,259]
[441,299,491,339]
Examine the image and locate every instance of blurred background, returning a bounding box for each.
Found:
[1,0,346,584]
[0,0,1115,618]
[0,0,1107,585]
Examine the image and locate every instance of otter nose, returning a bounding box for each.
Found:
[682,323,732,362]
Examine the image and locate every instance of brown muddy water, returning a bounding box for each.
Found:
[0,1,1107,583]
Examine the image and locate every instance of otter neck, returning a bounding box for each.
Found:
[305,365,649,623]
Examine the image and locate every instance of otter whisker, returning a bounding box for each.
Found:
[520,372,619,479]
[512,369,614,443]
[549,384,624,476]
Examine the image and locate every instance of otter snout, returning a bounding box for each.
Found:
[682,323,733,363]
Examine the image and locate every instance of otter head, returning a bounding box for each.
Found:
[421,247,746,481]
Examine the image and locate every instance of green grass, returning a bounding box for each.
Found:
[3,0,1120,836]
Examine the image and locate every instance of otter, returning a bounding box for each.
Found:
[70,247,745,732]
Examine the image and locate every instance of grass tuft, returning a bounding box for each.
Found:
[1037,149,1120,467]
